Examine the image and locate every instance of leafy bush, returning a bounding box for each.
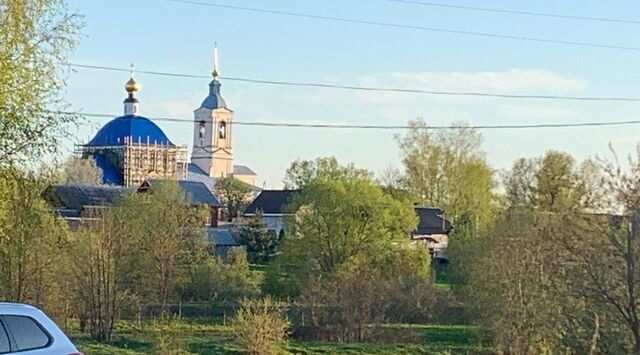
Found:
[230,297,290,355]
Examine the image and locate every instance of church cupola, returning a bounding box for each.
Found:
[124,64,141,116]
[200,44,227,109]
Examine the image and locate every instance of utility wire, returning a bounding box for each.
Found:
[384,0,640,25]
[59,111,640,130]
[163,0,640,52]
[66,63,640,103]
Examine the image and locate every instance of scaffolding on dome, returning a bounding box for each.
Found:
[76,136,188,187]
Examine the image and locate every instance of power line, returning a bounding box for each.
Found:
[384,0,640,25]
[163,0,640,52]
[67,63,640,103]
[59,111,640,130]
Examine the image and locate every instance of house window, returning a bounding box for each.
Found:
[218,121,226,139]
[198,121,206,138]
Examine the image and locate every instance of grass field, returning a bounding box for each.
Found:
[73,319,490,354]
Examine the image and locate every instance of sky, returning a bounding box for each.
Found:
[63,0,640,188]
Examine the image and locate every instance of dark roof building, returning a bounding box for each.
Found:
[244,190,299,215]
[413,207,451,236]
[45,184,129,223]
[140,179,223,207]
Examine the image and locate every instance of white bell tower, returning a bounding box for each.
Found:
[191,44,234,177]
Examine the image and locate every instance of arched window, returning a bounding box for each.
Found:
[218,121,227,139]
[198,121,206,138]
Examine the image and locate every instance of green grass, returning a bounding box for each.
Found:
[73,319,490,355]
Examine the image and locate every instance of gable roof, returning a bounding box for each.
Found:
[206,228,237,246]
[244,190,298,215]
[47,183,128,211]
[183,163,261,196]
[142,179,223,207]
[233,165,257,176]
[413,207,452,236]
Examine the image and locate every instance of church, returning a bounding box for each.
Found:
[78,49,258,193]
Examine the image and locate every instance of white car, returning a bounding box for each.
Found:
[0,303,81,354]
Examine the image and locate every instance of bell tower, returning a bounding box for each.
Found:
[191,44,234,177]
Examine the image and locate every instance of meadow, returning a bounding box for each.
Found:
[74,318,490,354]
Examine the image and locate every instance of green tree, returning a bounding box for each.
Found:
[125,181,209,317]
[266,170,421,298]
[503,150,605,212]
[58,155,103,185]
[240,212,278,264]
[0,0,82,166]
[283,156,373,189]
[181,252,261,308]
[0,168,68,308]
[231,297,290,355]
[396,119,495,230]
[214,175,251,221]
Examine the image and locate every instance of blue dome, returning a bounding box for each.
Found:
[88,115,174,146]
[201,79,227,109]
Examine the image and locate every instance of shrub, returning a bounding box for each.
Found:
[230,297,290,355]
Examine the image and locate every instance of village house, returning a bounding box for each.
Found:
[243,190,299,238]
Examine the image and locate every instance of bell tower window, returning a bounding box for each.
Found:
[218,121,227,139]
[198,121,206,138]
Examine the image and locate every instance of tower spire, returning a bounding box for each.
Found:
[124,63,141,115]
[212,42,220,79]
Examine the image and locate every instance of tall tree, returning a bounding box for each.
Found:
[126,181,209,317]
[0,0,82,166]
[0,168,67,307]
[58,155,103,185]
[240,212,278,264]
[266,170,423,298]
[283,156,372,189]
[396,119,495,230]
[215,175,251,221]
[502,150,604,212]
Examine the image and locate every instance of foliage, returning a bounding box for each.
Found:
[0,167,68,309]
[152,333,194,355]
[121,181,209,317]
[283,156,373,189]
[230,297,290,355]
[58,155,103,185]
[396,119,495,231]
[0,0,82,166]
[502,150,605,212]
[68,181,209,340]
[267,174,419,298]
[181,253,261,307]
[239,212,278,264]
[214,175,251,221]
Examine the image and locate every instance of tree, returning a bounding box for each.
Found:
[283,156,373,189]
[58,156,103,185]
[0,168,68,308]
[126,181,209,317]
[502,150,604,212]
[240,212,279,264]
[214,175,251,221]
[0,0,82,166]
[230,297,290,355]
[266,168,422,298]
[181,250,261,308]
[396,119,495,230]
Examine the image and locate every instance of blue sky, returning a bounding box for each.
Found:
[64,0,640,187]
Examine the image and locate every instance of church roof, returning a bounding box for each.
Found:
[143,179,223,207]
[184,163,261,196]
[233,165,257,176]
[200,79,227,109]
[88,115,174,146]
[244,190,299,215]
